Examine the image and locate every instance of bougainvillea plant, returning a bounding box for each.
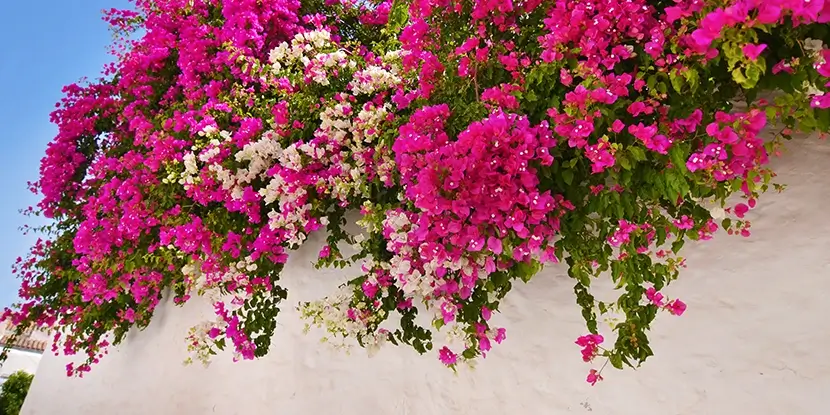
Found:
[2,0,830,385]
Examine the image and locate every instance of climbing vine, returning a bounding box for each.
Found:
[3,0,830,385]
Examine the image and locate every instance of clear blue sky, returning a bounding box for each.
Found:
[0,0,131,309]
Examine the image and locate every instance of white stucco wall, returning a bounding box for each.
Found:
[20,137,830,415]
[0,350,42,384]
[0,322,47,382]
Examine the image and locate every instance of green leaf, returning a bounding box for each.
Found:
[610,353,624,370]
[816,108,830,131]
[629,146,647,162]
[683,68,700,93]
[722,41,742,70]
[721,218,732,230]
[386,0,410,32]
[731,67,748,87]
[670,71,686,93]
[562,169,574,185]
[618,154,632,170]
[671,239,685,254]
[647,75,657,91]
[765,106,778,122]
[432,318,444,330]
[516,259,542,283]
[668,145,689,173]
[744,61,763,89]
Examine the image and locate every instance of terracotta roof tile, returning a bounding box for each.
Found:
[0,335,47,353]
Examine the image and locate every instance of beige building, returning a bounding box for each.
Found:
[0,320,48,385]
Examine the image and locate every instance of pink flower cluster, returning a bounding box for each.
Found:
[689,0,830,52]
[575,334,604,363]
[607,220,656,252]
[539,0,659,71]
[646,287,687,316]
[813,49,830,109]
[686,109,768,182]
[394,109,566,266]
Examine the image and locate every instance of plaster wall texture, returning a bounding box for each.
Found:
[0,350,42,382]
[0,321,47,380]
[20,137,830,415]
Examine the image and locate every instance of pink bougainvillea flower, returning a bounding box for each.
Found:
[755,4,783,24]
[673,215,695,230]
[585,141,616,173]
[438,346,457,366]
[494,328,506,344]
[691,9,727,47]
[812,94,830,109]
[664,6,685,23]
[742,43,767,61]
[319,245,331,258]
[361,281,379,298]
[440,301,457,324]
[575,333,604,362]
[586,369,603,386]
[208,328,221,339]
[668,299,687,316]
[479,336,492,353]
[487,236,503,254]
[734,203,750,218]
[772,59,795,74]
[481,306,492,321]
[645,287,665,306]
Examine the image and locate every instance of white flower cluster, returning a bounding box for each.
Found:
[804,80,824,97]
[382,211,503,331]
[314,100,382,201]
[182,256,271,366]
[171,126,233,189]
[805,39,827,98]
[318,100,398,200]
[161,125,224,186]
[805,38,825,58]
[353,102,392,143]
[268,29,333,71]
[180,152,199,185]
[256,141,319,246]
[381,50,405,66]
[182,257,258,301]
[299,286,389,356]
[266,201,311,247]
[318,103,354,144]
[384,210,412,247]
[178,125,294,206]
[184,319,228,367]
[381,212,439,299]
[267,29,356,85]
[234,130,283,183]
[305,50,353,85]
[349,65,402,95]
[259,172,290,205]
